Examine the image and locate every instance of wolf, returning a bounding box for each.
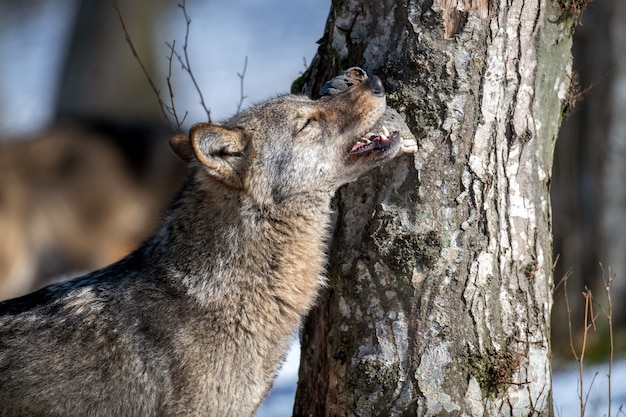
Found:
[0,73,413,416]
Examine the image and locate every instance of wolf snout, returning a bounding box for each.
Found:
[368,75,385,97]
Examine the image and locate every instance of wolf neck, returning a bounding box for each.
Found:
[150,172,332,319]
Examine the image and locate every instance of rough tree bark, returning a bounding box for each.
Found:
[293,0,576,415]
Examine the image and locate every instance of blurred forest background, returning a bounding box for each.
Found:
[0,0,624,377]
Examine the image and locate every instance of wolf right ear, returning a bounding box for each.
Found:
[170,123,249,189]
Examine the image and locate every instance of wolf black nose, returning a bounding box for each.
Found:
[369,75,385,97]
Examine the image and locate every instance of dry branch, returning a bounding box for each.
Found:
[236,57,248,114]
[113,0,211,131]
[166,0,211,123]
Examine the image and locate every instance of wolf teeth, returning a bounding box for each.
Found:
[379,125,390,142]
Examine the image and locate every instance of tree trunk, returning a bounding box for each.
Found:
[550,0,613,347]
[56,0,163,122]
[602,0,626,323]
[294,0,576,415]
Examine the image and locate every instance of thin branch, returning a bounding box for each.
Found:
[564,272,577,361]
[564,273,598,417]
[582,371,599,417]
[176,0,211,122]
[236,57,248,114]
[599,264,614,417]
[112,0,180,133]
[553,264,569,300]
[578,286,595,417]
[164,40,188,127]
[526,383,548,417]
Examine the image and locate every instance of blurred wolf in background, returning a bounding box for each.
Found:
[0,119,185,300]
[0,72,415,416]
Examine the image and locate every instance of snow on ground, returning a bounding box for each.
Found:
[258,339,626,417]
[553,359,626,417]
[257,339,300,417]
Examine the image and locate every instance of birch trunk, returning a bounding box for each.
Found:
[294,0,576,415]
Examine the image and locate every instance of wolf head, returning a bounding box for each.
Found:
[170,76,401,206]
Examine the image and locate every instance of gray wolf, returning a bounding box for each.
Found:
[0,74,409,416]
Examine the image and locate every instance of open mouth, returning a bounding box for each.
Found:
[349,125,401,156]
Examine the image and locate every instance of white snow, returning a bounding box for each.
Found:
[259,339,626,417]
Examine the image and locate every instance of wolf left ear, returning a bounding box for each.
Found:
[169,123,249,189]
[170,133,195,162]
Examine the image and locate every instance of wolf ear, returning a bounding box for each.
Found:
[170,123,249,189]
[169,133,195,162]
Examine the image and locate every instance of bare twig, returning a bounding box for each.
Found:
[171,0,211,122]
[555,403,562,417]
[582,370,598,417]
[236,57,248,114]
[564,65,616,118]
[115,0,213,131]
[564,274,600,417]
[579,287,597,417]
[599,264,615,417]
[526,383,548,417]
[563,273,583,415]
[564,272,576,356]
[113,0,180,132]
[165,40,188,128]
[563,264,625,417]
[553,263,568,299]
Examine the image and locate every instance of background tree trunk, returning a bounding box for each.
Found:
[550,0,615,350]
[601,0,626,324]
[56,0,164,122]
[294,0,576,415]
